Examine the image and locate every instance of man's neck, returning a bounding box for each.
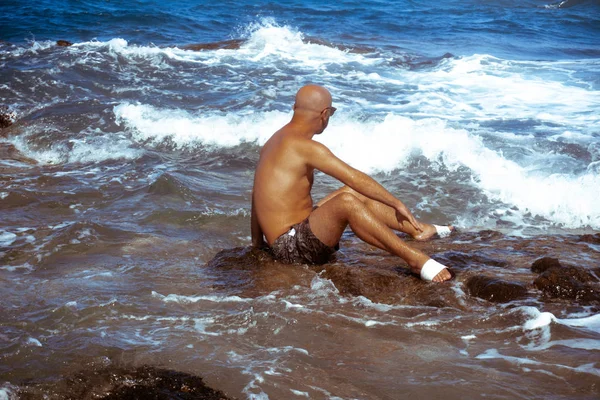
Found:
[287,118,319,139]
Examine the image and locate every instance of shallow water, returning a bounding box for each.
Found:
[1,0,600,398]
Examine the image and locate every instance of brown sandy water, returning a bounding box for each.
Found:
[1,151,599,399]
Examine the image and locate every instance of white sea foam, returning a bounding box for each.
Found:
[151,291,250,304]
[476,348,600,377]
[518,307,600,353]
[403,55,600,128]
[6,128,142,165]
[521,307,600,334]
[25,338,42,347]
[0,231,17,247]
[290,389,310,397]
[114,103,287,148]
[0,384,18,400]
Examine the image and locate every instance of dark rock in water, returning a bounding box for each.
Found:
[205,247,460,307]
[579,233,600,244]
[531,257,563,273]
[0,105,15,129]
[16,365,233,399]
[466,275,528,303]
[312,262,459,307]
[182,39,244,51]
[532,257,600,303]
[56,40,73,47]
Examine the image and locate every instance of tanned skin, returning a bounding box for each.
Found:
[251,85,452,282]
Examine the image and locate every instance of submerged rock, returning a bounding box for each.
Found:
[532,257,600,303]
[466,275,528,303]
[56,40,73,47]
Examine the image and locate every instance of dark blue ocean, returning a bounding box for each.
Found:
[1,1,600,399]
[2,0,600,59]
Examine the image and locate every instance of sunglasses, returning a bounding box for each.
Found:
[323,106,337,116]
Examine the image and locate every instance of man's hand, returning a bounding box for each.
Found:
[395,203,424,233]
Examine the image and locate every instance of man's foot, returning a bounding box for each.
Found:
[413,224,455,241]
[432,267,453,282]
[420,259,453,282]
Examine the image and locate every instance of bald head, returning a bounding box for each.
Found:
[291,85,334,134]
[294,85,332,114]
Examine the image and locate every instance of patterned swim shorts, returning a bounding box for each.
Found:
[270,216,338,265]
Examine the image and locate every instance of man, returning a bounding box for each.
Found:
[251,85,453,282]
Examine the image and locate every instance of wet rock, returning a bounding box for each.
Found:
[317,263,413,304]
[466,275,528,303]
[531,257,563,274]
[579,233,600,245]
[314,262,459,307]
[182,39,243,51]
[532,257,600,303]
[16,365,233,399]
[56,40,73,47]
[205,247,458,307]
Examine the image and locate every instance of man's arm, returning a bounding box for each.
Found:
[301,140,423,231]
[251,192,265,248]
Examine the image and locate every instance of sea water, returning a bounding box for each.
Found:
[1,1,599,398]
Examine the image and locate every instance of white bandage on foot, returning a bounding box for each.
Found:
[433,224,452,238]
[420,259,448,281]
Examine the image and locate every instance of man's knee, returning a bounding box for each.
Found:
[334,192,363,211]
[339,186,367,202]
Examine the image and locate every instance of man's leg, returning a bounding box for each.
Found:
[309,191,452,282]
[317,186,453,241]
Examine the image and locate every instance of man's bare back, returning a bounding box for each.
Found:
[253,127,316,244]
[251,85,454,282]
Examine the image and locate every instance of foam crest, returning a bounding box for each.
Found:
[0,384,18,400]
[556,314,600,333]
[7,130,142,165]
[114,103,288,148]
[521,307,600,336]
[0,231,17,247]
[65,20,376,70]
[236,19,378,67]
[151,291,250,304]
[476,348,600,377]
[1,40,57,57]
